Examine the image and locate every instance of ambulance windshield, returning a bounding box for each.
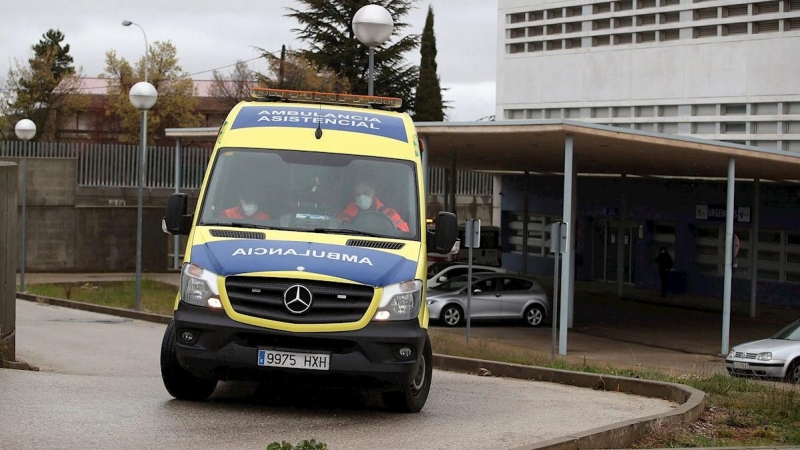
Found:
[198,148,420,240]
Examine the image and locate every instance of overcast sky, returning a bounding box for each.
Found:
[1,0,498,122]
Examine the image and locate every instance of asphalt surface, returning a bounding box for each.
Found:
[2,300,677,450]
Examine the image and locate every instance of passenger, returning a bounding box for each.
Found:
[655,246,674,297]
[338,181,409,233]
[221,187,271,220]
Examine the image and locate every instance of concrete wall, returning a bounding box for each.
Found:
[0,162,17,362]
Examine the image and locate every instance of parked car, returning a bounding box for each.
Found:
[725,318,800,383]
[426,273,550,327]
[426,262,506,289]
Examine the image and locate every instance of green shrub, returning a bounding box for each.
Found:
[267,439,327,450]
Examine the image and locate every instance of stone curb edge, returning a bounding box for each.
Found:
[16,292,706,449]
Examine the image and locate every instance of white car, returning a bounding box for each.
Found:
[725,318,800,383]
[426,262,506,289]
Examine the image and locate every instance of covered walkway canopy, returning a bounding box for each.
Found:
[165,119,800,357]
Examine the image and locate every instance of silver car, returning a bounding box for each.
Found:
[725,318,800,383]
[426,273,550,327]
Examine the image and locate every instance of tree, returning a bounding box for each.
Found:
[100,41,200,144]
[412,5,445,122]
[209,61,259,109]
[256,48,350,93]
[287,0,420,112]
[4,29,88,141]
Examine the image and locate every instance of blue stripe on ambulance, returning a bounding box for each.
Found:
[230,106,408,143]
[190,239,417,287]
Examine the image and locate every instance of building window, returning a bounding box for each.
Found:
[565,38,583,48]
[527,109,543,119]
[722,22,749,35]
[528,41,544,52]
[547,24,563,35]
[754,20,780,33]
[695,7,718,20]
[660,0,680,5]
[723,4,749,17]
[616,16,633,28]
[791,0,800,11]
[545,108,562,118]
[787,18,800,30]
[639,30,657,42]
[786,122,800,133]
[508,43,526,54]
[567,6,583,17]
[638,0,657,9]
[613,106,632,117]
[659,105,679,116]
[694,25,718,38]
[755,1,781,14]
[723,104,747,115]
[615,33,634,44]
[693,104,717,116]
[508,213,563,257]
[509,28,527,39]
[528,26,544,37]
[661,123,679,133]
[636,106,655,117]
[693,122,716,134]
[756,102,780,114]
[616,0,634,11]
[509,13,527,24]
[507,109,525,119]
[529,11,544,21]
[753,140,779,148]
[594,19,612,30]
[661,12,680,23]
[723,123,747,133]
[594,2,613,14]
[547,8,564,19]
[546,40,564,50]
[638,14,657,25]
[660,28,681,40]
[564,108,581,118]
[593,35,612,46]
[592,107,610,118]
[754,122,778,134]
[565,22,583,33]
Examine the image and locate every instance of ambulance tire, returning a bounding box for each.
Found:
[160,320,218,401]
[382,336,433,413]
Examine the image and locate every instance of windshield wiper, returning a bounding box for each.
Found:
[312,228,384,238]
[202,221,288,231]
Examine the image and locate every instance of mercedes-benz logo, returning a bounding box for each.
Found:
[283,284,313,314]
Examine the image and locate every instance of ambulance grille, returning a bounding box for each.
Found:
[346,239,404,250]
[210,229,265,240]
[225,276,374,324]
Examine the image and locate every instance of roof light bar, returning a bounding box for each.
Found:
[251,88,402,109]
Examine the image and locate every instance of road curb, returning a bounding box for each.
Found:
[17,291,705,449]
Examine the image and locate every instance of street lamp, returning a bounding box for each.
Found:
[129,81,158,311]
[352,4,394,96]
[14,119,36,292]
[122,20,149,82]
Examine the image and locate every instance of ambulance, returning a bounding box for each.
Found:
[160,88,458,413]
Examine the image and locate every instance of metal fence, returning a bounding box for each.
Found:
[1,141,493,194]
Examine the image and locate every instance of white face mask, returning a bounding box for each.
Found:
[241,202,258,217]
[355,194,372,210]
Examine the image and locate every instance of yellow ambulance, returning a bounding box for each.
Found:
[160,89,457,413]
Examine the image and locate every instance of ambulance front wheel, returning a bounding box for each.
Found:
[382,336,432,413]
[160,320,218,401]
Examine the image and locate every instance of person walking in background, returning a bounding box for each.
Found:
[656,246,674,297]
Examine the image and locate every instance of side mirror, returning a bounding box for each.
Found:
[164,193,193,235]
[473,289,482,294]
[438,276,448,283]
[429,211,458,254]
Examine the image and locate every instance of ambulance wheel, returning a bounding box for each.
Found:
[160,320,217,401]
[382,337,432,413]
[349,211,397,235]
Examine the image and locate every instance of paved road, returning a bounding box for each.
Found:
[2,300,676,450]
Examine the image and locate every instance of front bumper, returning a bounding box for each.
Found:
[725,358,786,378]
[173,303,426,389]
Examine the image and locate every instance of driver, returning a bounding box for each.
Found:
[221,185,271,220]
[337,181,409,233]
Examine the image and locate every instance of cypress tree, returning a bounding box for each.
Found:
[413,5,444,122]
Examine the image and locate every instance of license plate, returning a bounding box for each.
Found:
[733,362,749,369]
[257,349,330,371]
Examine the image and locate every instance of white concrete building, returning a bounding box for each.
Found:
[497,0,800,151]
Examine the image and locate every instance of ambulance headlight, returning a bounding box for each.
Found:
[181,263,222,309]
[373,280,422,321]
